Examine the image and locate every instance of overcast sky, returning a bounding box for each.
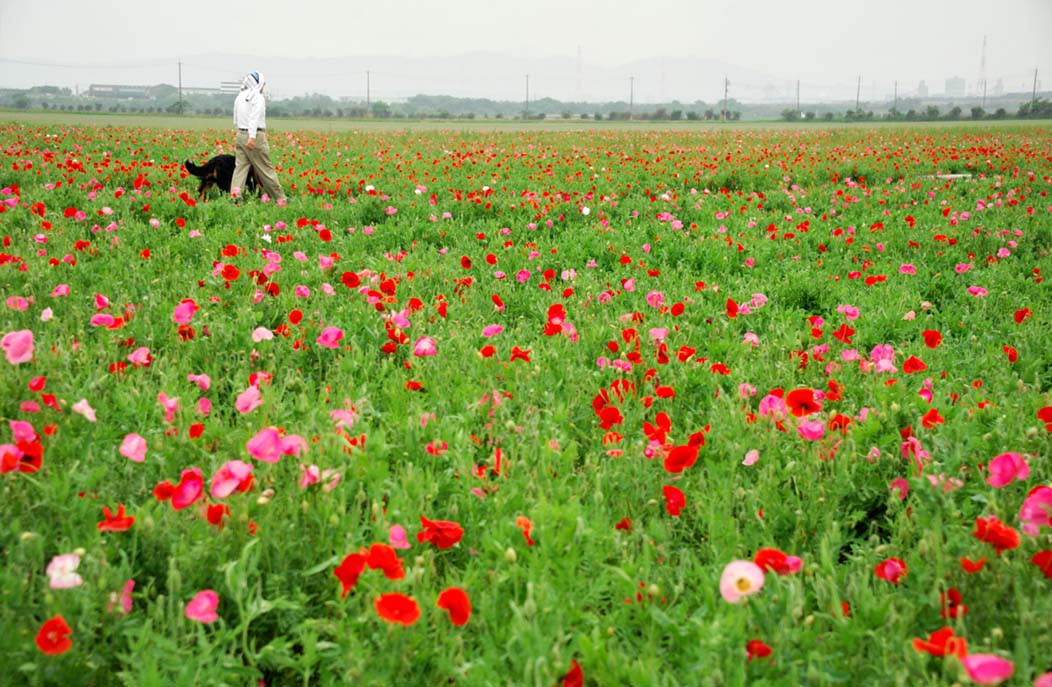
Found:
[1,0,1049,102]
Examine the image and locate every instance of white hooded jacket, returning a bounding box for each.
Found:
[233,71,267,139]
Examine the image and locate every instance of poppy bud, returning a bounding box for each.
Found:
[505,547,517,563]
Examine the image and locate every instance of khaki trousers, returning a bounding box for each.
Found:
[233,131,286,201]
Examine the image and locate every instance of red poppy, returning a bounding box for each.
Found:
[1014,308,1032,324]
[340,271,361,289]
[1003,345,1018,363]
[221,264,240,281]
[921,408,945,428]
[662,485,685,517]
[97,504,135,532]
[1038,406,1052,432]
[832,324,855,344]
[753,548,798,575]
[902,356,927,374]
[561,658,584,687]
[615,517,633,531]
[663,443,699,473]
[912,627,967,658]
[960,557,987,573]
[374,593,420,625]
[746,639,772,661]
[206,503,230,528]
[509,346,532,363]
[516,516,535,546]
[940,588,968,618]
[726,298,738,318]
[436,587,472,626]
[365,543,405,579]
[972,516,1020,556]
[417,516,464,549]
[921,330,942,348]
[1031,550,1052,579]
[334,552,367,598]
[873,557,907,584]
[35,615,73,655]
[786,388,821,417]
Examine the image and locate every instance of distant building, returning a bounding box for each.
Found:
[945,76,966,98]
[917,80,929,97]
[87,84,151,99]
[993,78,1004,96]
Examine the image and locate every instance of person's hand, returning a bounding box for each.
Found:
[247,138,256,151]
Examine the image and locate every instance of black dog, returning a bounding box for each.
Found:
[184,155,257,200]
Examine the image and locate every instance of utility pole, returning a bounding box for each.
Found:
[893,80,898,113]
[178,60,183,114]
[795,79,800,114]
[366,70,371,111]
[629,76,634,119]
[855,74,861,111]
[525,74,529,119]
[1032,67,1039,114]
[723,76,729,121]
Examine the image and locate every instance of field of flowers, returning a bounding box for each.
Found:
[1,118,1050,687]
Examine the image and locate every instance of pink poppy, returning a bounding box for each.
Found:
[172,299,198,324]
[72,399,97,422]
[108,579,135,615]
[316,326,345,349]
[742,449,760,466]
[986,452,1029,488]
[171,467,204,509]
[187,373,211,391]
[246,427,283,463]
[235,385,264,414]
[482,325,504,337]
[119,433,147,463]
[157,393,180,423]
[46,553,83,589]
[389,524,411,549]
[298,464,320,489]
[90,314,115,327]
[413,337,438,357]
[127,347,152,366]
[797,421,826,441]
[961,654,1013,685]
[719,560,765,603]
[210,460,253,498]
[2,329,34,364]
[185,590,219,623]
[1020,486,1052,536]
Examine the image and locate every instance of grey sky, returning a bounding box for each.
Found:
[1,0,1049,103]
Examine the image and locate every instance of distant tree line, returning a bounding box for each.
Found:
[2,84,1050,122]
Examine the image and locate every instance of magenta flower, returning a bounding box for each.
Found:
[316,326,345,349]
[797,421,826,441]
[210,460,253,498]
[120,433,147,463]
[157,392,180,423]
[961,654,1013,685]
[172,299,198,324]
[645,290,665,308]
[108,579,135,615]
[1019,486,1052,536]
[2,329,34,365]
[986,452,1029,488]
[185,590,220,623]
[413,337,438,357]
[246,427,283,463]
[235,385,263,414]
[299,464,320,489]
[967,286,988,297]
[187,373,211,391]
[172,467,204,510]
[127,347,152,366]
[482,324,504,337]
[719,560,765,603]
[389,524,411,549]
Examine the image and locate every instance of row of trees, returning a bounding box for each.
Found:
[782,100,1051,123]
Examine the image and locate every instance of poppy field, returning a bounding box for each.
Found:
[1,119,1051,686]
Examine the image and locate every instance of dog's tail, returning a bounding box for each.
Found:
[184,159,206,177]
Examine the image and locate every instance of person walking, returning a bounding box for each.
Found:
[231,71,287,203]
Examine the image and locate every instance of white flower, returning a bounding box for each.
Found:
[46,553,84,589]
